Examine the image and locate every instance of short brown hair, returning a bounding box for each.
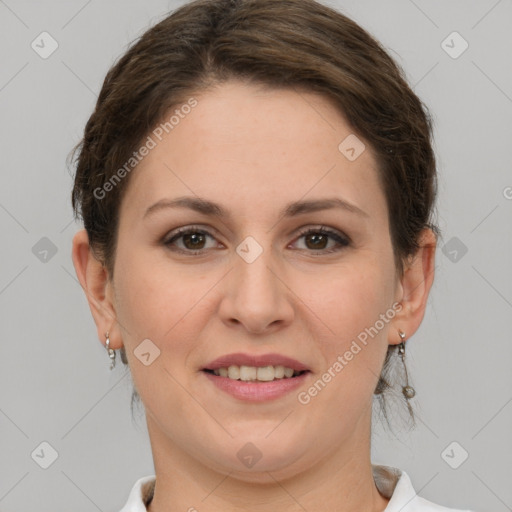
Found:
[70,0,438,430]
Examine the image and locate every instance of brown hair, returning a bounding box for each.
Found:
[70,0,438,430]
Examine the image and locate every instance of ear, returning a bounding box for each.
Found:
[71,229,122,350]
[389,227,437,345]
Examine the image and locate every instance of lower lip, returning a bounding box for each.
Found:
[202,371,310,402]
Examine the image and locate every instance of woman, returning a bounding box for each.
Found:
[70,0,474,510]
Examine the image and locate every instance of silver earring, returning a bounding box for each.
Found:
[398,330,415,399]
[105,331,116,370]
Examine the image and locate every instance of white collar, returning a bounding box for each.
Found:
[119,464,472,512]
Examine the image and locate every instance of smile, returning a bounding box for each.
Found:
[204,365,306,381]
[202,369,310,402]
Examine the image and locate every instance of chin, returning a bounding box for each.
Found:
[196,435,311,481]
[213,456,308,484]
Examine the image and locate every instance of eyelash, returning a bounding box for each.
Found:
[162,225,350,255]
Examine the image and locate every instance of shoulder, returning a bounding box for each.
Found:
[372,464,474,512]
[119,475,156,512]
[121,467,475,512]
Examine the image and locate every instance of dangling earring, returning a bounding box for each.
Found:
[398,330,415,399]
[105,331,116,370]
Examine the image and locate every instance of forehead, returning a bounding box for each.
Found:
[119,80,387,226]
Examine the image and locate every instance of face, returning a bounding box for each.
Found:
[107,80,404,480]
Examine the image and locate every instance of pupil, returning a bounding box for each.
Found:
[307,233,326,249]
[184,233,204,249]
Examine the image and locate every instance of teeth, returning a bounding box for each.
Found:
[227,365,240,379]
[211,364,302,381]
[257,366,275,381]
[239,365,257,381]
[284,367,294,378]
[274,365,285,378]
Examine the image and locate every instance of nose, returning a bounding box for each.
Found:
[217,243,295,334]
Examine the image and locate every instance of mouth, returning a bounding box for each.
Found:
[203,352,310,380]
[202,365,309,382]
[201,364,311,402]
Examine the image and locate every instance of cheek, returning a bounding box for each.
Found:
[298,252,396,389]
[112,245,184,341]
[112,250,208,406]
[112,244,221,366]
[307,256,394,334]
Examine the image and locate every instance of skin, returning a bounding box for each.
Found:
[72,80,436,512]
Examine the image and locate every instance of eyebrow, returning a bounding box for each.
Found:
[143,196,369,220]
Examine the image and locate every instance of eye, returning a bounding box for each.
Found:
[163,226,221,254]
[291,226,350,254]
[163,225,350,255]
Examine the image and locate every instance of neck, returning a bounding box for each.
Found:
[145,412,389,512]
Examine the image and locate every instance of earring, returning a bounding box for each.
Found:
[105,331,116,370]
[398,330,415,399]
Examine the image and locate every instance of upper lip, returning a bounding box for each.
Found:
[203,353,310,372]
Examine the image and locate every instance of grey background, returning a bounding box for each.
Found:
[0,0,511,511]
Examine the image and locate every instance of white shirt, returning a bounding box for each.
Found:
[119,464,473,512]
